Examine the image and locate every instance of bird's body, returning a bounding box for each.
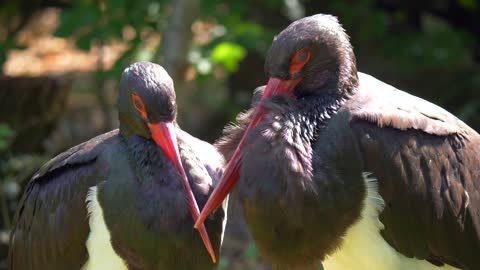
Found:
[196,15,480,270]
[9,62,226,270]
[218,73,479,270]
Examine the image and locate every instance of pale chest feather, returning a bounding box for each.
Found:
[323,174,460,270]
[81,186,128,270]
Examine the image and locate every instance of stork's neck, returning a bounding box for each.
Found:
[239,90,353,202]
[264,89,352,146]
[120,126,173,182]
[299,93,348,141]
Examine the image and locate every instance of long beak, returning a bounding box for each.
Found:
[148,121,217,263]
[194,77,301,229]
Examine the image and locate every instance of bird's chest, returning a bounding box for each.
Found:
[239,150,334,269]
[82,161,207,269]
[239,116,315,199]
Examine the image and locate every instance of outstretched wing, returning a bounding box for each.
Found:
[9,130,121,270]
[349,73,480,269]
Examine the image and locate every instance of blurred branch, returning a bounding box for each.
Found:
[0,75,71,153]
[95,44,114,132]
[94,0,114,131]
[157,0,199,82]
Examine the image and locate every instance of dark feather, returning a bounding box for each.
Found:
[347,73,480,269]
[9,130,121,270]
[215,73,480,270]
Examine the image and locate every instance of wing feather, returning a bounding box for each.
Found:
[348,74,480,269]
[9,130,121,270]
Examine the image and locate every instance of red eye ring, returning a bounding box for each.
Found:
[290,48,311,75]
[131,93,147,118]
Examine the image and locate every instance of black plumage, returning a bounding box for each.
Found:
[196,14,480,270]
[9,62,226,270]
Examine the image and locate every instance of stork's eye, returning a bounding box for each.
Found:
[290,48,311,75]
[296,51,308,62]
[131,93,147,118]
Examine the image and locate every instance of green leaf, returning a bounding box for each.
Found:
[0,140,7,150]
[217,257,229,270]
[0,124,13,138]
[0,123,13,151]
[244,242,257,258]
[110,0,127,10]
[55,9,78,37]
[75,33,93,51]
[264,0,283,10]
[54,6,101,37]
[458,0,477,10]
[210,42,247,72]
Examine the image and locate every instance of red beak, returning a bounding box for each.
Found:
[194,77,301,229]
[148,121,217,263]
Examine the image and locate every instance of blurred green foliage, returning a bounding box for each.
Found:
[36,0,275,80]
[211,42,246,72]
[382,15,472,69]
[53,0,170,80]
[244,242,258,258]
[458,0,477,9]
[1,154,46,184]
[331,1,474,70]
[0,0,479,268]
[0,2,28,74]
[0,124,13,151]
[0,0,477,82]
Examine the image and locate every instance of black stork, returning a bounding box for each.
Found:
[195,14,480,270]
[9,61,227,270]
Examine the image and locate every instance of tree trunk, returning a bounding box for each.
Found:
[157,0,199,83]
[0,75,72,153]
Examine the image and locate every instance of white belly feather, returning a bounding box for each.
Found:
[323,173,460,270]
[81,186,128,270]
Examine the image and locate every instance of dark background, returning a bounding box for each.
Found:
[0,0,479,269]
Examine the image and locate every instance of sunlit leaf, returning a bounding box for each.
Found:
[211,42,247,72]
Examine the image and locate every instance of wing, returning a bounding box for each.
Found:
[9,130,121,270]
[177,130,227,256]
[348,73,480,269]
[178,129,225,187]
